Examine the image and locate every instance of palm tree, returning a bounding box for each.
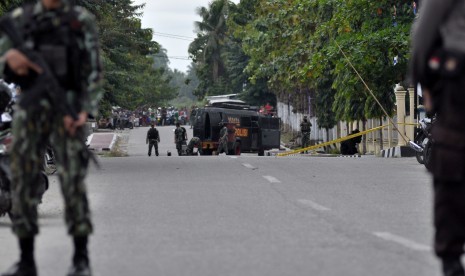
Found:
[189,0,230,82]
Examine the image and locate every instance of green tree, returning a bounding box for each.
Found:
[189,0,233,98]
[226,0,276,107]
[1,0,176,116]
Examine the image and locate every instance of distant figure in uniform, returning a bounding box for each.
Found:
[217,122,228,155]
[190,108,197,129]
[174,122,185,156]
[186,137,202,156]
[300,116,312,153]
[146,124,160,157]
[411,0,465,275]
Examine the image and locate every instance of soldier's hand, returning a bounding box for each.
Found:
[63,115,75,136]
[4,49,42,76]
[75,112,88,128]
[63,112,88,137]
[423,89,433,112]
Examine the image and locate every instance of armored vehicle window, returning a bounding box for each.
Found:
[241,117,252,127]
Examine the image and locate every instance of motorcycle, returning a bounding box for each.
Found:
[0,87,49,218]
[414,118,432,164]
[44,146,56,175]
[414,117,435,170]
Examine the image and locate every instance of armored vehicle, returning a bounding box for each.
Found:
[193,101,280,156]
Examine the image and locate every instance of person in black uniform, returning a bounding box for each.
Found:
[146,123,160,157]
[411,1,465,275]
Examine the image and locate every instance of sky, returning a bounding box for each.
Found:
[133,0,240,73]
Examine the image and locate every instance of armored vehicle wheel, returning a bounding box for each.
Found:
[202,149,213,156]
[235,142,241,156]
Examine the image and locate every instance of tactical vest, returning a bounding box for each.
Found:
[147,128,158,140]
[301,121,311,133]
[175,128,184,142]
[22,4,85,93]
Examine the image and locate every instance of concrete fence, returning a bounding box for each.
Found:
[277,85,418,155]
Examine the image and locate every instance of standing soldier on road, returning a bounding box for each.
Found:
[0,0,102,275]
[174,122,185,156]
[411,1,465,275]
[146,123,160,157]
[217,121,228,155]
[300,116,312,154]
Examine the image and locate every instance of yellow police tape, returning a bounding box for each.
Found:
[277,123,418,157]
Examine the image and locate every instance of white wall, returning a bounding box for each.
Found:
[277,101,337,142]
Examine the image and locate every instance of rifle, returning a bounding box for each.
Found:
[0,15,78,120]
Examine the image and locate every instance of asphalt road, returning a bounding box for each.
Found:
[0,126,445,276]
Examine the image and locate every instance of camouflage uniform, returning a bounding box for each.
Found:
[174,126,185,156]
[0,2,102,238]
[300,119,312,152]
[146,127,159,156]
[217,126,228,154]
[186,137,202,155]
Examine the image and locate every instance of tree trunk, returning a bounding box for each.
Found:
[213,60,219,81]
[379,117,384,151]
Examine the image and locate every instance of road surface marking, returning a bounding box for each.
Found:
[108,134,118,151]
[230,156,238,159]
[242,163,257,169]
[263,175,281,183]
[373,232,431,252]
[297,199,331,211]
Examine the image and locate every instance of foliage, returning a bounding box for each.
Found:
[189,0,230,98]
[230,0,415,126]
[0,0,176,116]
[189,0,276,107]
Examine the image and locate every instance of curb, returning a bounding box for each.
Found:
[380,146,416,158]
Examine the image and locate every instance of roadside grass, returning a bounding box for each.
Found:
[101,136,128,157]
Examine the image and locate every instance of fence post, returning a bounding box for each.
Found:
[395,85,407,146]
[408,86,416,141]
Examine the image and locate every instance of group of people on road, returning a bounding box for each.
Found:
[146,122,202,157]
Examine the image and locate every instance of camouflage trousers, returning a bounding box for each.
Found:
[301,132,310,148]
[148,140,159,156]
[175,141,184,156]
[10,102,92,238]
[217,137,228,154]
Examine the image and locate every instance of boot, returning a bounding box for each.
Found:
[442,257,465,276]
[67,236,91,276]
[2,238,37,276]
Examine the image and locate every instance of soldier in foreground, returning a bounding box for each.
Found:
[411,0,465,275]
[300,116,312,154]
[0,0,102,275]
[146,123,160,156]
